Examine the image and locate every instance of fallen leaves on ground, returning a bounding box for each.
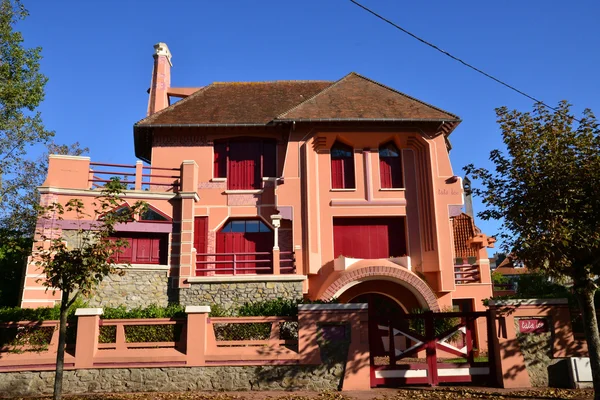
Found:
[11,387,596,400]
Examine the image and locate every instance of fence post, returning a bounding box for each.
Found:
[74,308,103,368]
[186,306,210,366]
[425,310,438,386]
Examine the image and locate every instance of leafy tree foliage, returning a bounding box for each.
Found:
[0,0,52,231]
[35,178,146,400]
[465,101,600,398]
[491,270,509,287]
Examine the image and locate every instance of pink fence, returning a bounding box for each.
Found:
[0,304,370,392]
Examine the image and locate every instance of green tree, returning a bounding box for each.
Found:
[465,101,600,398]
[0,0,54,231]
[491,270,509,287]
[35,178,146,400]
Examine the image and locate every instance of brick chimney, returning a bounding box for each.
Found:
[147,42,172,116]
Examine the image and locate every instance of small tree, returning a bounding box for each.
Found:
[35,178,145,400]
[465,101,600,398]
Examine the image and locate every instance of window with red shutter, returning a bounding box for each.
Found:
[379,142,403,189]
[331,141,355,189]
[213,138,277,189]
[109,234,166,265]
[214,141,227,178]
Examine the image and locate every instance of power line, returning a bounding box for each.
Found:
[349,0,574,119]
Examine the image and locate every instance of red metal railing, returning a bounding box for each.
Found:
[454,264,481,284]
[88,162,180,192]
[195,251,295,276]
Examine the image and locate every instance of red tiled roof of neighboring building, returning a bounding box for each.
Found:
[452,213,480,259]
[495,258,529,275]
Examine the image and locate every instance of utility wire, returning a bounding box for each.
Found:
[349,0,578,120]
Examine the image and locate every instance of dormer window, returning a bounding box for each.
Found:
[214,138,277,190]
[331,141,355,189]
[379,142,403,189]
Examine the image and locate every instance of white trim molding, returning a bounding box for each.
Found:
[185,305,211,314]
[75,308,103,316]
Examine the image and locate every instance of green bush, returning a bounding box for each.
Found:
[99,304,185,344]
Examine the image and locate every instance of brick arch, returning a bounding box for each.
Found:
[320,265,440,312]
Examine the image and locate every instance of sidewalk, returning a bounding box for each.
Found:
[12,387,594,400]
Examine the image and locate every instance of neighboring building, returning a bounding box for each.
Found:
[21,43,495,327]
[492,257,529,296]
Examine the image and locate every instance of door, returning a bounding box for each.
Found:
[216,219,274,274]
[333,217,407,259]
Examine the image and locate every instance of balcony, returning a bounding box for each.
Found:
[454,258,481,284]
[89,161,180,192]
[42,155,183,193]
[195,250,295,276]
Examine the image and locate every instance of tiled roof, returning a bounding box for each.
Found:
[136,72,460,127]
[136,81,333,126]
[452,213,480,259]
[277,73,458,121]
[495,258,529,275]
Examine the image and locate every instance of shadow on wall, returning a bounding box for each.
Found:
[254,322,358,391]
[492,301,588,388]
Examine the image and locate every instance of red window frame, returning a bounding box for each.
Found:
[331,141,355,189]
[379,142,403,189]
[109,233,167,265]
[213,138,277,189]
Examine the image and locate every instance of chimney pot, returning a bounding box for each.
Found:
[153,42,172,66]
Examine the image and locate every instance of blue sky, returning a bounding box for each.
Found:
[18,0,600,252]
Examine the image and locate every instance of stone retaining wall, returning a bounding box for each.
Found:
[86,269,169,309]
[178,280,303,309]
[0,364,344,397]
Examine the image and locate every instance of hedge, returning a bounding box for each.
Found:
[0,298,337,348]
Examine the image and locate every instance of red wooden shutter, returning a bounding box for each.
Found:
[119,237,133,263]
[380,157,393,189]
[194,217,208,275]
[149,238,161,264]
[134,238,152,263]
[331,158,344,189]
[229,141,261,190]
[214,141,227,178]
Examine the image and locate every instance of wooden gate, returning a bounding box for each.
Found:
[370,310,495,387]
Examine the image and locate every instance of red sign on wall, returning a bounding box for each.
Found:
[518,318,548,334]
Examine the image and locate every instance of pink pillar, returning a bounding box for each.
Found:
[297,304,371,391]
[186,306,210,366]
[134,161,143,190]
[177,161,199,287]
[74,308,102,368]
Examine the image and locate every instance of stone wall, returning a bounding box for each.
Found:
[515,319,552,387]
[178,280,303,309]
[86,269,169,309]
[0,364,344,397]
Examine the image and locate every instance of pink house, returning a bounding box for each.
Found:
[21,43,495,336]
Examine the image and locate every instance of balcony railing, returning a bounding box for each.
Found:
[454,263,481,284]
[195,251,295,276]
[89,162,180,192]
